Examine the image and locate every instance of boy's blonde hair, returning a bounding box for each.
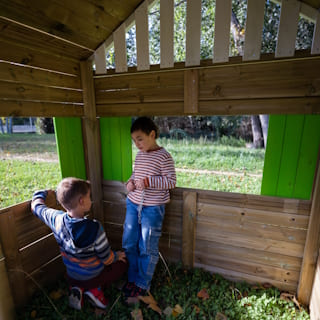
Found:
[56,177,90,211]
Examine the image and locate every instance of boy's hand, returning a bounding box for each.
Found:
[116,251,126,262]
[135,179,146,190]
[126,180,136,192]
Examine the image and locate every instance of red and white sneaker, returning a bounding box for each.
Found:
[84,287,108,309]
[69,286,84,310]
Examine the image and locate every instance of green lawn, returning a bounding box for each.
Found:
[0,134,265,208]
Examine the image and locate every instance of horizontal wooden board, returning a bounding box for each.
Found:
[195,239,302,271]
[0,40,80,75]
[0,61,81,89]
[0,17,91,60]
[0,100,84,117]
[20,233,60,273]
[197,202,310,229]
[0,80,83,103]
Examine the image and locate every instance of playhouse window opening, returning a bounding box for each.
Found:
[0,117,61,209]
[131,115,266,195]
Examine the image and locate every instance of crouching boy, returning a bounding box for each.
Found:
[31,177,127,310]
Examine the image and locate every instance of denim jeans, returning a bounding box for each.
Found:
[122,198,165,290]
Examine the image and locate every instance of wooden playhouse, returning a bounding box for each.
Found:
[0,0,320,318]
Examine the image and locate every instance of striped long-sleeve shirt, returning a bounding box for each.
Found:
[127,147,176,206]
[32,190,117,281]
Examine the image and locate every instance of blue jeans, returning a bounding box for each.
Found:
[122,198,165,290]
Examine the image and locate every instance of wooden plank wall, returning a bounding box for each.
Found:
[0,195,65,306]
[0,16,85,117]
[94,55,320,117]
[310,250,320,320]
[102,181,311,293]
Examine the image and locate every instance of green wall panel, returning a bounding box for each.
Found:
[53,117,87,179]
[261,115,320,200]
[100,117,132,182]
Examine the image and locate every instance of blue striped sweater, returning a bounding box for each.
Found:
[32,190,116,281]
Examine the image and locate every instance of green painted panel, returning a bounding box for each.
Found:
[53,117,86,179]
[276,115,304,197]
[100,117,132,182]
[261,115,320,200]
[293,115,320,199]
[260,115,286,195]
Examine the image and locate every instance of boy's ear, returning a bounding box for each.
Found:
[150,130,156,138]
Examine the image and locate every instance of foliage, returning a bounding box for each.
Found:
[15,262,310,319]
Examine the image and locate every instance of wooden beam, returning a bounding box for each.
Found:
[275,0,300,58]
[113,24,128,73]
[182,191,197,268]
[311,12,320,55]
[135,1,150,71]
[160,0,174,69]
[213,0,232,63]
[298,153,320,305]
[80,60,104,223]
[185,0,201,67]
[184,69,199,114]
[243,0,265,61]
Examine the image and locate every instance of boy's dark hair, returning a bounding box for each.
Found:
[56,177,91,211]
[131,117,159,139]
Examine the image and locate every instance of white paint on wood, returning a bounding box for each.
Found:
[185,0,202,67]
[213,0,232,63]
[113,24,128,73]
[135,1,150,71]
[160,0,174,68]
[275,0,300,58]
[311,12,320,55]
[243,0,265,61]
[94,43,106,74]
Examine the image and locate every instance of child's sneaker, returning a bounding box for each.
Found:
[69,286,84,310]
[122,282,135,297]
[127,284,146,298]
[84,287,108,309]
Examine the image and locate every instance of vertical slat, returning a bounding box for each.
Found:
[298,156,320,305]
[0,210,28,306]
[80,61,104,223]
[213,0,232,63]
[135,1,150,71]
[243,0,265,61]
[311,12,320,55]
[160,0,174,68]
[184,69,199,114]
[114,24,128,73]
[185,0,202,67]
[182,191,197,268]
[94,43,107,75]
[0,242,15,319]
[275,0,300,58]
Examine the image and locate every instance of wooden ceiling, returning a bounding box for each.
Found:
[0,0,319,62]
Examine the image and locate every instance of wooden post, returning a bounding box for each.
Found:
[182,191,197,268]
[0,240,15,319]
[80,60,104,223]
[184,69,199,114]
[0,209,28,306]
[298,154,320,305]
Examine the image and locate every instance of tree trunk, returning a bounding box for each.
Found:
[259,114,269,148]
[251,115,263,148]
[5,117,12,134]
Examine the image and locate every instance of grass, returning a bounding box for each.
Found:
[0,134,265,208]
[16,262,310,320]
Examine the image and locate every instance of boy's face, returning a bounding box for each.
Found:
[80,190,92,213]
[131,129,157,152]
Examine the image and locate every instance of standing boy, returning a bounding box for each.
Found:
[31,177,127,310]
[122,117,176,297]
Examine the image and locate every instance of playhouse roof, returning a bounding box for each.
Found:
[1,0,319,63]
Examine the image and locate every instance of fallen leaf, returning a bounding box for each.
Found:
[94,308,107,316]
[131,308,143,320]
[280,292,301,311]
[30,310,37,318]
[49,289,63,300]
[215,312,228,320]
[138,292,162,315]
[193,305,201,314]
[197,288,210,300]
[262,283,273,289]
[148,303,162,315]
[173,304,183,314]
